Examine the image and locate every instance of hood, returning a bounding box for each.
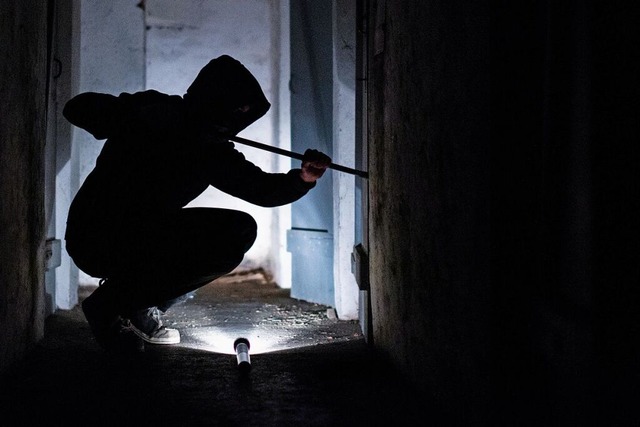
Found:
[183,55,271,136]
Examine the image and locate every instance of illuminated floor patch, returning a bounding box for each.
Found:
[160,270,362,355]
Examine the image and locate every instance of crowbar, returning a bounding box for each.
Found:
[227,134,369,179]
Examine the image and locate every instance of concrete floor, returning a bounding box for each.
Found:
[0,271,427,426]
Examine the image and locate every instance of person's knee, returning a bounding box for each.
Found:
[237,212,257,252]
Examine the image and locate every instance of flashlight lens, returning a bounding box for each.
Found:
[234,338,251,372]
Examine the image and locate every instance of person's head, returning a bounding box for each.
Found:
[183,55,270,135]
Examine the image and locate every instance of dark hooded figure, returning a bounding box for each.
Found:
[63,55,331,352]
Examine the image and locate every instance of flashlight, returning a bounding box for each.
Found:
[234,338,251,373]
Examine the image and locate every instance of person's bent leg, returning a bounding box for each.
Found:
[111,207,258,318]
[69,208,257,348]
[67,235,145,352]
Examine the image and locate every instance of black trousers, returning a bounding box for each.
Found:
[67,207,257,314]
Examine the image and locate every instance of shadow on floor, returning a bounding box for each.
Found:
[0,272,430,426]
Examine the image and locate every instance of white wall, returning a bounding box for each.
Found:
[332,1,358,319]
[273,0,292,289]
[48,0,81,312]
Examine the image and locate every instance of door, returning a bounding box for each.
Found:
[288,0,334,305]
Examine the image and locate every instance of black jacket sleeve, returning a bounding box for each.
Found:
[62,90,174,140]
[203,140,315,207]
[62,92,121,140]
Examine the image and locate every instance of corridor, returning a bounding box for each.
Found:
[0,272,426,426]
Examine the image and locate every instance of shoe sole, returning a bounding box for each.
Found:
[129,324,181,345]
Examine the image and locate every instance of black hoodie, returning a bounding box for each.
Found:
[64,55,312,243]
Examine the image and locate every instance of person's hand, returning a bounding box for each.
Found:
[300,149,331,183]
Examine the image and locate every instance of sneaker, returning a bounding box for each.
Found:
[127,307,180,345]
[82,283,144,353]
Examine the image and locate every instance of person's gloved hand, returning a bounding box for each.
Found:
[300,149,331,183]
